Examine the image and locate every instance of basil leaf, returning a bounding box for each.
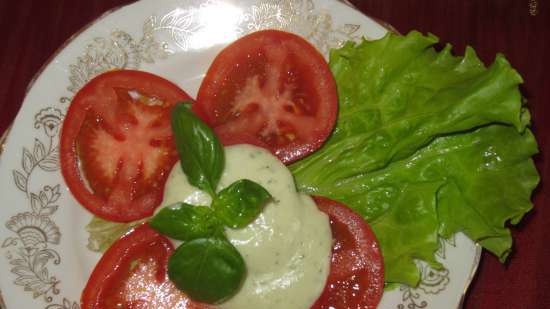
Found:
[149,203,221,241]
[168,237,245,303]
[212,179,272,229]
[171,102,224,197]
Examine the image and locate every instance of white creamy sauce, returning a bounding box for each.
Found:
[160,144,332,309]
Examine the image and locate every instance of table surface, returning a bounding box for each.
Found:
[0,0,548,308]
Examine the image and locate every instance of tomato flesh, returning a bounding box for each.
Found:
[78,95,173,201]
[312,196,384,309]
[60,70,192,222]
[81,224,212,309]
[194,30,338,164]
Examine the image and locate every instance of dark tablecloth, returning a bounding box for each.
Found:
[1,0,548,308]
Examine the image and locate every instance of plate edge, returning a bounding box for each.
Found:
[0,1,480,308]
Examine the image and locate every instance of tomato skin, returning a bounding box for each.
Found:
[81,223,212,309]
[194,30,338,164]
[60,70,192,222]
[312,196,384,309]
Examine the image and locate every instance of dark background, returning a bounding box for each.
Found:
[1,0,548,308]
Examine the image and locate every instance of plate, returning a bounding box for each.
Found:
[0,0,481,308]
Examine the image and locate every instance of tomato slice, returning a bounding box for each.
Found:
[312,196,384,309]
[193,30,338,164]
[81,223,213,309]
[60,70,192,222]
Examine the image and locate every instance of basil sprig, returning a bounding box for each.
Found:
[171,103,224,197]
[150,102,272,304]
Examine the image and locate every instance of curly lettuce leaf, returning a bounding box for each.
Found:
[290,31,539,286]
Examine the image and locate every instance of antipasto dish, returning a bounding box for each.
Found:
[58,29,539,309]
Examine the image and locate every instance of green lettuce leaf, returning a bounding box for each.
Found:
[290,31,539,286]
[85,216,141,252]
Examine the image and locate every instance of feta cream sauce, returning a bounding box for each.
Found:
[159,144,332,309]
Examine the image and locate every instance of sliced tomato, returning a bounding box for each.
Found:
[81,223,213,309]
[60,70,192,222]
[312,196,384,309]
[193,30,338,164]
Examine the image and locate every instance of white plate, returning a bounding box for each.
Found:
[0,1,481,308]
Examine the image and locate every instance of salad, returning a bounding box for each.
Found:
[58,28,538,309]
